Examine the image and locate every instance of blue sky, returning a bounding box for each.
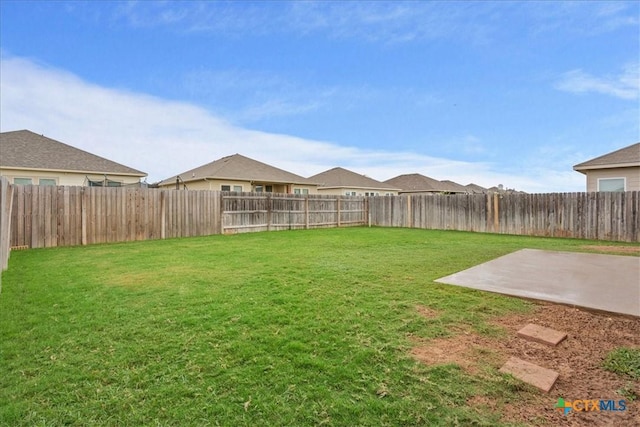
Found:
[1,1,638,192]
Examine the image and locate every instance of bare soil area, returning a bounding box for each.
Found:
[411,303,640,426]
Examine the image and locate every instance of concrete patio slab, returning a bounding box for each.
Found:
[517,324,567,346]
[499,356,559,393]
[435,249,640,317]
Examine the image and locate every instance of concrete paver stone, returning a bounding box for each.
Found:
[517,324,567,346]
[499,356,559,393]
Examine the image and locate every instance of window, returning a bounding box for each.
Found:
[598,178,625,192]
[14,177,32,185]
[39,178,56,186]
[295,188,309,195]
[265,185,273,193]
[255,185,263,192]
[88,179,122,187]
[221,185,231,191]
[345,191,356,196]
[233,185,243,192]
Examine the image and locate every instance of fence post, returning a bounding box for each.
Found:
[266,193,272,231]
[337,197,341,227]
[81,187,88,245]
[493,193,500,232]
[305,196,309,229]
[407,195,412,228]
[0,177,15,292]
[160,190,166,239]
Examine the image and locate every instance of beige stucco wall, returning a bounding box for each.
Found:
[583,167,640,192]
[317,187,398,196]
[0,168,143,186]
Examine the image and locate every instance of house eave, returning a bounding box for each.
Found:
[573,162,640,172]
[161,175,318,187]
[318,185,401,192]
[0,165,147,178]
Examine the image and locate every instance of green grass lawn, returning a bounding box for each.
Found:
[1,227,636,426]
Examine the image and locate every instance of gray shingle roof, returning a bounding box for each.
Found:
[0,130,146,176]
[573,142,640,171]
[465,183,487,194]
[384,173,449,193]
[309,167,400,191]
[439,180,469,193]
[159,154,316,186]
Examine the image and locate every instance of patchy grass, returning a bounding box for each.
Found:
[603,347,640,380]
[0,227,635,426]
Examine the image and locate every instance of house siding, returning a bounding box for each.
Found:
[584,167,640,192]
[159,178,318,194]
[0,168,143,187]
[317,187,397,196]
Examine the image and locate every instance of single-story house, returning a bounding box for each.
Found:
[573,142,640,192]
[465,183,488,194]
[385,173,465,195]
[439,180,469,194]
[308,167,400,196]
[157,153,319,194]
[0,130,147,186]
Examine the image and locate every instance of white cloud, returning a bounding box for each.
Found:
[555,63,639,100]
[0,55,582,192]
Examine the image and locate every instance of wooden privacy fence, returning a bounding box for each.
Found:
[369,192,640,242]
[0,177,14,291]
[8,186,368,249]
[222,193,366,232]
[3,185,639,255]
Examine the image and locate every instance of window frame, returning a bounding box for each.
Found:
[597,177,626,192]
[39,178,57,186]
[14,177,33,185]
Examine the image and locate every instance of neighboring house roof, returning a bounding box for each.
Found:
[385,173,449,193]
[158,153,316,186]
[573,142,640,173]
[309,167,400,191]
[439,180,469,193]
[0,129,146,176]
[465,183,487,194]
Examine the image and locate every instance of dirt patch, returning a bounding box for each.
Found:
[415,304,439,319]
[582,245,640,254]
[411,303,640,426]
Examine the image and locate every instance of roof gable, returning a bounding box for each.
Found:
[465,183,488,194]
[159,154,316,186]
[384,173,448,192]
[0,130,146,176]
[309,167,400,190]
[573,142,640,171]
[439,180,469,193]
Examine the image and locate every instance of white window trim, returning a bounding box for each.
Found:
[597,177,626,192]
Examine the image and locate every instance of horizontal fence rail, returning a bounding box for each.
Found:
[3,183,639,256]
